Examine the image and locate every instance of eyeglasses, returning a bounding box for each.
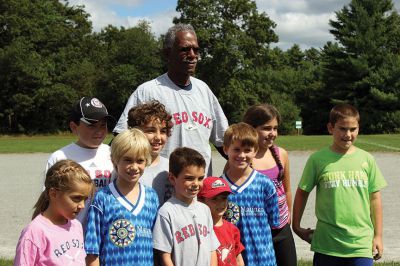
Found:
[179,46,200,54]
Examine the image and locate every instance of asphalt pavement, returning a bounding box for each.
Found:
[0,151,398,261]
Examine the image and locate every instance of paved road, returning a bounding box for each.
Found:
[0,151,399,261]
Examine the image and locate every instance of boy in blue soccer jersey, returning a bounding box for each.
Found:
[153,147,220,266]
[85,129,159,266]
[221,122,280,266]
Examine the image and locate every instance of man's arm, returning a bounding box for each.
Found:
[370,191,383,260]
[281,148,293,224]
[214,144,228,160]
[292,188,314,243]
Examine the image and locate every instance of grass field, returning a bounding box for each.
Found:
[0,133,114,153]
[0,133,399,153]
[1,258,399,266]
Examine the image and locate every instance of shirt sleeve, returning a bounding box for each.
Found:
[264,181,280,228]
[84,196,104,255]
[298,154,318,192]
[208,212,220,251]
[367,155,387,192]
[153,213,174,253]
[209,91,228,147]
[14,238,40,265]
[232,224,245,256]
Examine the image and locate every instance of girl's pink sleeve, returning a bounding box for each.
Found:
[14,238,40,266]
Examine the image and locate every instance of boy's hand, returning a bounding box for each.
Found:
[294,227,314,244]
[372,235,383,260]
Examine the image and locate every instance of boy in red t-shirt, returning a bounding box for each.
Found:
[198,177,245,266]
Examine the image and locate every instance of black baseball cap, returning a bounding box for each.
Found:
[71,97,115,125]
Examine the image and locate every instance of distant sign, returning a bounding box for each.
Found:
[295,121,302,129]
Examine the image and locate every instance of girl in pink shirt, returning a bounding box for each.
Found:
[243,104,297,266]
[14,159,93,266]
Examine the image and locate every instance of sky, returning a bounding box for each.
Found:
[64,0,400,50]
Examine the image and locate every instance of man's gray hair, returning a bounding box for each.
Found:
[164,23,196,49]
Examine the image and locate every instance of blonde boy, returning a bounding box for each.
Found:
[85,129,159,266]
[293,103,387,266]
[153,147,219,266]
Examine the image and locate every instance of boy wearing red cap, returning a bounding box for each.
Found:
[198,177,245,266]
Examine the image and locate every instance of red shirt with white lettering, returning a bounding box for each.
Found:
[213,220,245,266]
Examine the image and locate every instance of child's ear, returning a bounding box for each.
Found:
[112,160,118,172]
[48,187,57,199]
[327,123,333,134]
[69,121,78,134]
[223,145,228,155]
[168,172,176,185]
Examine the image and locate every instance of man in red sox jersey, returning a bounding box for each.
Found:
[113,23,229,176]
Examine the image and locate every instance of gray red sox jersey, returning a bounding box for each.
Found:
[45,143,115,224]
[113,73,229,175]
[153,197,220,266]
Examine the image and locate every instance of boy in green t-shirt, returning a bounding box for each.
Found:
[293,103,387,266]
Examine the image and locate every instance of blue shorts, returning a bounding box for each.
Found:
[313,252,373,266]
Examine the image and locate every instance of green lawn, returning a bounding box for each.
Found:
[0,133,399,153]
[275,134,400,152]
[0,259,11,266]
[0,133,114,153]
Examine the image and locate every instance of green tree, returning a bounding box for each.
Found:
[93,22,163,118]
[173,0,278,98]
[321,0,400,133]
[0,0,96,133]
[173,0,288,126]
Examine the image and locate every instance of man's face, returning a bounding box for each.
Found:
[167,31,200,80]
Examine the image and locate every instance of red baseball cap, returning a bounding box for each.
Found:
[198,177,232,198]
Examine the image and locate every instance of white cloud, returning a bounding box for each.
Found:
[271,11,336,49]
[65,0,128,31]
[126,9,178,36]
[64,0,400,49]
[257,0,400,50]
[65,0,177,35]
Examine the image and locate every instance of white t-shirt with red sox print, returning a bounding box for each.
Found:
[113,73,229,176]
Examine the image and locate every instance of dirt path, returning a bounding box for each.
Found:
[0,151,398,261]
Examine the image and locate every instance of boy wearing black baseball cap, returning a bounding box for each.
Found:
[198,177,245,266]
[45,97,115,225]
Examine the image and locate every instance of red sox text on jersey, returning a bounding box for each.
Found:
[172,111,213,129]
[175,223,210,244]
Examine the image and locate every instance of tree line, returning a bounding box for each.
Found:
[1,0,400,134]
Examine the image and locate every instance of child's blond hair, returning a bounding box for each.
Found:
[111,128,152,166]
